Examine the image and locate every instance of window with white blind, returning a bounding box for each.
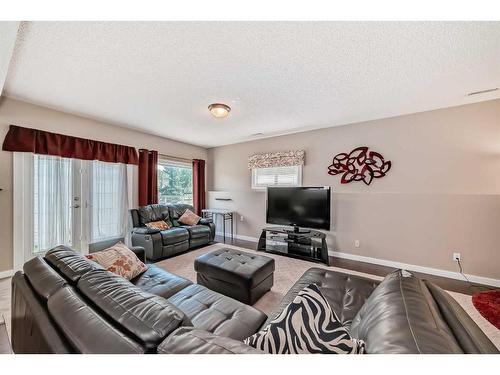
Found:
[251,165,302,189]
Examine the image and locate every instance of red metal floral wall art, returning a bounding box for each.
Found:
[327,146,391,185]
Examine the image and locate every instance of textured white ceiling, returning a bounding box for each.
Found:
[3,21,500,147]
[0,22,19,96]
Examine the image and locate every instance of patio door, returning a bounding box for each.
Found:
[13,152,133,269]
[15,153,84,265]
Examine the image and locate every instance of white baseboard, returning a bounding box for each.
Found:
[0,269,15,280]
[330,250,500,288]
[235,234,260,243]
[215,231,500,288]
[215,232,259,243]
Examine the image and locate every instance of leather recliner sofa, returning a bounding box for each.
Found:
[130,204,215,261]
[160,268,499,354]
[11,246,499,354]
[11,245,266,354]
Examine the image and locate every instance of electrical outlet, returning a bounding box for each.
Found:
[354,240,360,248]
[453,252,461,262]
[240,215,244,222]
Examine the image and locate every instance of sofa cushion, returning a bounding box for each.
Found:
[77,269,191,350]
[168,284,267,341]
[86,242,146,280]
[44,245,104,283]
[132,265,193,299]
[245,284,365,354]
[138,204,171,226]
[180,224,211,239]
[194,248,275,288]
[349,270,463,354]
[262,267,379,329]
[23,257,68,301]
[160,227,190,245]
[158,327,263,354]
[48,286,145,354]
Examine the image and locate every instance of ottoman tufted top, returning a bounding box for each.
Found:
[194,248,275,288]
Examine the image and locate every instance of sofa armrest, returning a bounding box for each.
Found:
[425,281,499,353]
[132,227,160,235]
[157,328,262,354]
[198,219,215,241]
[129,246,146,264]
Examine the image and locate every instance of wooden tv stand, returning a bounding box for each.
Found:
[257,227,329,266]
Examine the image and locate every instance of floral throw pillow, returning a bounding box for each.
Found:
[145,220,171,230]
[178,209,201,226]
[86,242,147,280]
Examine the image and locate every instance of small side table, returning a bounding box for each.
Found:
[0,315,12,354]
[201,209,234,243]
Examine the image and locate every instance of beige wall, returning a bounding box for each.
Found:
[2,96,499,280]
[207,99,500,280]
[0,97,207,272]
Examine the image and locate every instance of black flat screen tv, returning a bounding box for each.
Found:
[266,187,331,230]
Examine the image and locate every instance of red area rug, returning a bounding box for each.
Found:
[472,290,500,330]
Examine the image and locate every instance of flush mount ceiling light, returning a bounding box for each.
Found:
[208,103,231,118]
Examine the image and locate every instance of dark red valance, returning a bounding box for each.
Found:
[2,124,139,165]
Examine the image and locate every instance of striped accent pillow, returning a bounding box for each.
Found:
[244,283,365,354]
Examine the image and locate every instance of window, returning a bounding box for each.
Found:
[251,165,302,189]
[157,157,193,205]
[33,155,74,253]
[90,161,128,242]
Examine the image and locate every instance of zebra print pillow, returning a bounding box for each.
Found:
[244,283,365,354]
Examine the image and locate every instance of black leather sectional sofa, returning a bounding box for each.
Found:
[161,269,498,354]
[11,245,498,354]
[12,245,265,353]
[130,204,215,261]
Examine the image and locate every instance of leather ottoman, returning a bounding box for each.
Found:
[194,248,275,305]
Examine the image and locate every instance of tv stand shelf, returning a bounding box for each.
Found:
[257,227,329,266]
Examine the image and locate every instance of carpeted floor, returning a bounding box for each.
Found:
[156,243,384,315]
[156,242,500,350]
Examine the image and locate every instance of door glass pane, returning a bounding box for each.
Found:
[33,155,73,253]
[157,159,193,205]
[91,161,127,242]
